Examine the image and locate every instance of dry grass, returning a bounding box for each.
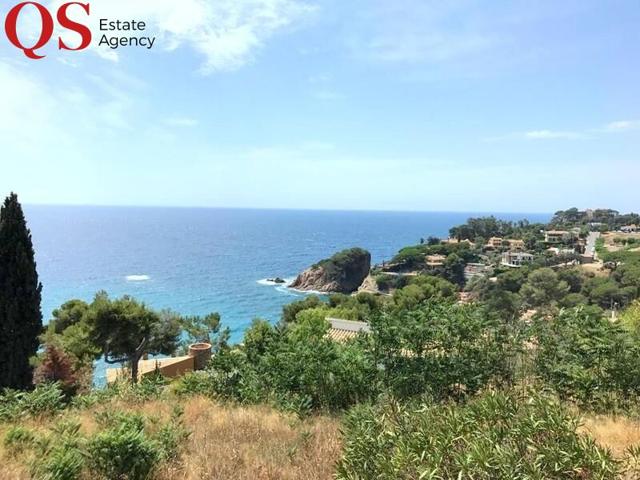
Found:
[582,415,640,457]
[0,396,342,480]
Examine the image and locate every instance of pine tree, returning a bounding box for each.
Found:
[0,193,43,389]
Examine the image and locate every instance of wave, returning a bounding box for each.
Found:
[257,277,327,297]
[126,275,151,282]
[257,277,295,287]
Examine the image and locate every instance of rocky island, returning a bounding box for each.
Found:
[290,247,371,293]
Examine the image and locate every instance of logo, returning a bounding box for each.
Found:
[4,2,91,59]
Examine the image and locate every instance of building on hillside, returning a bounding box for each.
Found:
[544,230,571,243]
[547,247,576,256]
[326,318,371,342]
[464,263,491,281]
[425,254,447,267]
[444,238,475,246]
[506,239,526,251]
[621,225,639,233]
[486,237,504,249]
[106,343,212,384]
[501,251,534,268]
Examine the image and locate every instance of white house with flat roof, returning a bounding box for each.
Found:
[501,251,534,268]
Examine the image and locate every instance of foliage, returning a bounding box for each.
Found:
[391,275,457,310]
[86,292,181,383]
[314,247,370,274]
[370,301,513,399]
[551,207,639,230]
[520,268,570,311]
[535,308,640,410]
[33,345,80,397]
[87,413,160,480]
[282,295,323,323]
[196,316,378,413]
[0,192,43,390]
[336,390,619,480]
[0,382,66,421]
[30,419,85,480]
[179,311,230,354]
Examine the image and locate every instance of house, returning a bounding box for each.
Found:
[326,318,371,342]
[425,254,447,267]
[106,343,212,384]
[547,247,576,256]
[544,230,570,243]
[444,238,475,246]
[464,263,491,280]
[506,239,525,251]
[486,237,504,249]
[501,251,534,268]
[621,225,639,233]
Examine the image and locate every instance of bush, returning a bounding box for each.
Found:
[3,425,36,454]
[87,413,161,480]
[31,419,85,480]
[336,390,620,479]
[370,301,513,400]
[535,307,640,410]
[33,345,79,397]
[0,382,66,421]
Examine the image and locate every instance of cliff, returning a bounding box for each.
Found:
[290,248,371,293]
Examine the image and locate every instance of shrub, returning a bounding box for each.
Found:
[0,382,65,421]
[31,419,85,480]
[370,301,513,400]
[87,414,161,480]
[535,307,640,410]
[33,345,79,397]
[336,390,620,479]
[3,426,36,454]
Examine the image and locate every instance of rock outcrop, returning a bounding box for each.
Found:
[357,274,380,294]
[290,248,371,293]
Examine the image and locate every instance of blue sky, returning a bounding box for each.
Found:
[0,0,638,212]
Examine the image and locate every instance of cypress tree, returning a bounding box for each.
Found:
[0,193,43,389]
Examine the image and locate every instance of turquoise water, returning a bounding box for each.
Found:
[25,206,551,384]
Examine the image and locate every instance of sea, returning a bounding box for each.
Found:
[25,206,551,385]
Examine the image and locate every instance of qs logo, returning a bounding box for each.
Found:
[4,2,91,59]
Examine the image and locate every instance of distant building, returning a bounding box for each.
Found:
[506,239,526,251]
[545,230,570,243]
[621,225,639,233]
[444,238,475,246]
[547,247,576,256]
[326,318,371,342]
[501,251,534,268]
[106,343,212,384]
[464,262,491,280]
[486,237,504,249]
[425,254,447,267]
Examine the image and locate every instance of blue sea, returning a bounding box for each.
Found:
[25,206,551,384]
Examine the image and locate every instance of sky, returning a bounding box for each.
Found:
[0,0,638,213]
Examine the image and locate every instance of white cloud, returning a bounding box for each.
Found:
[604,120,640,132]
[49,0,317,73]
[346,1,504,67]
[524,130,585,140]
[486,119,640,142]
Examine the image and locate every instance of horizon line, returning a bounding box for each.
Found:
[21,201,557,217]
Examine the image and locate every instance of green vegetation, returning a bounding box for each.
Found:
[551,208,639,230]
[4,203,640,478]
[0,193,43,390]
[337,391,623,479]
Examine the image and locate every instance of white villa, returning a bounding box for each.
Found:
[501,251,534,268]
